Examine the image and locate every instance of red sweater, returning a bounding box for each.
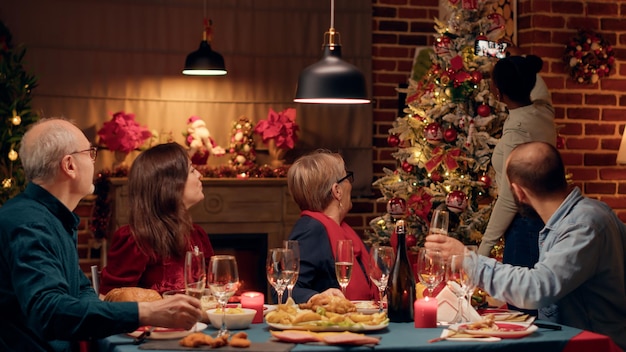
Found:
[100,224,214,295]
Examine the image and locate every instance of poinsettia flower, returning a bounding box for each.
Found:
[254,108,299,150]
[406,187,433,222]
[97,111,152,153]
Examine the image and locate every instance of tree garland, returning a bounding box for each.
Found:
[564,30,615,85]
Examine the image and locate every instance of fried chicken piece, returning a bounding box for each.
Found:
[179,332,214,347]
[229,332,251,348]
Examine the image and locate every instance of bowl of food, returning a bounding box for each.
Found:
[206,307,256,330]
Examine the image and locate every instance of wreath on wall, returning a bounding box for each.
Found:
[563,30,615,85]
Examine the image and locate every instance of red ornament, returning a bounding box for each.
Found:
[402,161,414,173]
[443,128,458,142]
[556,135,565,149]
[477,104,491,117]
[424,122,443,145]
[387,134,400,148]
[430,170,443,183]
[405,234,418,248]
[446,190,468,213]
[470,70,483,83]
[478,174,492,188]
[387,197,407,219]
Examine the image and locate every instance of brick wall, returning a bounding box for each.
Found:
[348,0,626,238]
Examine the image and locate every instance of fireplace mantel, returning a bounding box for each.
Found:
[108,177,300,250]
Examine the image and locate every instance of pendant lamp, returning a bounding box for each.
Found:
[182,13,227,76]
[294,0,370,104]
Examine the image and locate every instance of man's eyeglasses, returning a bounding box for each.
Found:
[337,171,354,184]
[70,146,98,162]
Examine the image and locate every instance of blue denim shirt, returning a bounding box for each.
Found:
[471,187,626,349]
[0,183,138,351]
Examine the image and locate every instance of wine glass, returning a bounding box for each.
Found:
[283,240,300,301]
[266,248,296,305]
[207,255,240,337]
[464,245,478,312]
[429,209,449,236]
[447,254,472,323]
[184,246,206,299]
[369,245,395,313]
[416,248,445,298]
[335,240,354,295]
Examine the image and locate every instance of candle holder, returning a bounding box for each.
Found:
[240,291,264,323]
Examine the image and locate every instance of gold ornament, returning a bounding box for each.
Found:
[8,149,18,161]
[2,178,12,188]
[11,115,21,125]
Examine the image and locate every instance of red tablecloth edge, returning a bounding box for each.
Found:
[563,330,623,352]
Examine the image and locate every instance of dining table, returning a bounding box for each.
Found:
[97,319,622,352]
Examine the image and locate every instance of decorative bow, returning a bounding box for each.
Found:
[425,146,461,173]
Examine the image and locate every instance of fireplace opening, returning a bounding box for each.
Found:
[208,233,268,302]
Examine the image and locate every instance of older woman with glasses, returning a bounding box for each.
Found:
[286,150,377,304]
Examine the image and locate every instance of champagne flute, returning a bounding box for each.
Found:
[369,245,395,313]
[283,240,300,302]
[416,248,445,298]
[335,240,354,295]
[207,255,239,337]
[447,254,472,323]
[266,248,296,304]
[429,209,450,236]
[184,246,206,299]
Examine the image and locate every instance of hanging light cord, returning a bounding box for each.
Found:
[202,0,212,43]
[330,0,334,30]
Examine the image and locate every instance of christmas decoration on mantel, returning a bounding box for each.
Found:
[563,30,615,85]
[184,115,226,165]
[253,107,299,167]
[366,0,507,261]
[0,20,39,205]
[97,111,153,168]
[228,116,256,168]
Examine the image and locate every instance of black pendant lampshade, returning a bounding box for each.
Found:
[182,17,227,76]
[294,1,370,104]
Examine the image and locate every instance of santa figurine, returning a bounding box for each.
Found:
[185,116,225,165]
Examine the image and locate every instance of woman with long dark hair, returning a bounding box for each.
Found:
[100,143,214,294]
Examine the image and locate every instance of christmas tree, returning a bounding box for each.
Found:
[0,20,39,205]
[367,0,510,253]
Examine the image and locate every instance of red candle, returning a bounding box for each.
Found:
[414,297,438,328]
[240,291,264,323]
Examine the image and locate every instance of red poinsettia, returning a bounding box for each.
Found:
[406,187,433,221]
[253,108,299,150]
[97,111,152,153]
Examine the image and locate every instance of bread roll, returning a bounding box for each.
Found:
[103,287,162,302]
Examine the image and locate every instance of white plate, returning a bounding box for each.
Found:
[264,304,277,315]
[452,322,538,339]
[127,322,208,340]
[267,321,388,332]
[351,300,386,314]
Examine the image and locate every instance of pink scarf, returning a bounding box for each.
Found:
[302,210,377,300]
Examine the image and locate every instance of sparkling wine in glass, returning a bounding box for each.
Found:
[416,248,445,298]
[283,240,300,301]
[184,246,206,299]
[267,248,296,304]
[335,240,354,295]
[429,209,450,236]
[369,245,395,313]
[207,255,239,337]
[447,254,472,323]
